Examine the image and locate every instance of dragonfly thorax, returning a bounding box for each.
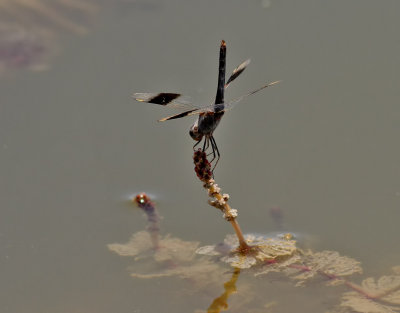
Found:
[189,120,202,141]
[189,112,223,141]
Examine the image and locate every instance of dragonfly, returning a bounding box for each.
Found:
[134,40,280,170]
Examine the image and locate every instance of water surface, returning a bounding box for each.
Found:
[1,1,400,312]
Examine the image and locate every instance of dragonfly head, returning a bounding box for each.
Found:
[189,123,203,141]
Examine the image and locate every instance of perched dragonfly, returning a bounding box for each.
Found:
[134,40,280,169]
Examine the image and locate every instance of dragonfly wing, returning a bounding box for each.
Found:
[184,80,281,117]
[224,59,251,89]
[133,92,195,109]
[158,108,198,122]
[221,80,281,111]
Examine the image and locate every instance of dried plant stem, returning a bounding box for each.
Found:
[213,194,247,250]
[193,149,250,252]
[229,219,247,251]
[204,179,250,252]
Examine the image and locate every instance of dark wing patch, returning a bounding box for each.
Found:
[158,109,198,122]
[134,93,195,108]
[145,93,181,105]
[225,59,251,89]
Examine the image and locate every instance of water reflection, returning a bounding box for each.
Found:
[0,0,159,76]
[0,0,97,34]
[0,22,53,73]
[204,268,240,313]
[0,0,97,75]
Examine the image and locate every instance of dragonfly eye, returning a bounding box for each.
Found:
[189,126,202,141]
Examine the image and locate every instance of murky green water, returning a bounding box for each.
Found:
[1,1,399,312]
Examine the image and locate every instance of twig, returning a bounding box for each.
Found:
[193,149,250,252]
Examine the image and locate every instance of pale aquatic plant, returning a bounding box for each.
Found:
[108,230,228,291]
[337,269,400,313]
[196,233,299,269]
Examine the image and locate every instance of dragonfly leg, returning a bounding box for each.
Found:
[193,139,202,150]
[206,138,215,158]
[203,136,210,152]
[209,135,220,171]
[208,137,216,162]
[193,136,210,154]
[193,136,220,172]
